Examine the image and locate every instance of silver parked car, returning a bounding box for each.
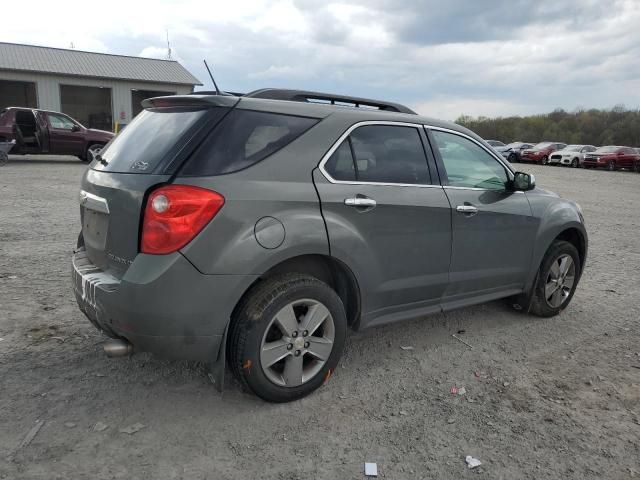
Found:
[72,89,588,402]
[548,145,597,167]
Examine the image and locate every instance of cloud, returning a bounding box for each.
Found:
[1,0,639,118]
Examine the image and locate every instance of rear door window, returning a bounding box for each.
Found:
[180,109,318,176]
[324,125,431,185]
[94,107,219,174]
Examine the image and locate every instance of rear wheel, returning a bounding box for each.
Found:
[530,240,581,317]
[541,156,548,165]
[508,153,517,163]
[0,151,8,166]
[607,160,616,171]
[228,274,347,402]
[634,161,640,173]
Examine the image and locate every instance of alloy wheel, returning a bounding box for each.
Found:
[608,160,616,171]
[260,299,335,387]
[571,158,578,168]
[544,254,576,308]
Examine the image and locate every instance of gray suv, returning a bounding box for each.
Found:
[72,89,587,402]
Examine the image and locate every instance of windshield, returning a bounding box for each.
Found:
[594,146,619,154]
[95,107,217,174]
[564,145,581,151]
[532,142,553,150]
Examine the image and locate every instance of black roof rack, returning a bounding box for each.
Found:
[244,88,417,115]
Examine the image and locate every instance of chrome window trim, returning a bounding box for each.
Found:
[318,120,440,188]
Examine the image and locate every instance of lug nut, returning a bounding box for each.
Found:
[292,331,298,338]
[302,330,308,337]
[287,344,293,350]
[295,350,301,356]
[304,342,310,348]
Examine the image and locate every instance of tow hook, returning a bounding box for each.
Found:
[103,339,133,358]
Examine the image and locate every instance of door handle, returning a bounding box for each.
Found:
[456,205,478,215]
[345,197,377,208]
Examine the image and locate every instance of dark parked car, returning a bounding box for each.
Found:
[583,146,639,171]
[72,89,587,402]
[0,107,113,161]
[521,142,567,165]
[495,142,535,163]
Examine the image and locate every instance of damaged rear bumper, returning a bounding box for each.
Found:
[71,248,257,362]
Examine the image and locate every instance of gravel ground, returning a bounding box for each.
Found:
[0,156,639,479]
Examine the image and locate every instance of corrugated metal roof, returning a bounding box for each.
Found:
[0,42,201,85]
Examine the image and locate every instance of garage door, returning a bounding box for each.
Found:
[60,84,112,131]
[0,80,37,109]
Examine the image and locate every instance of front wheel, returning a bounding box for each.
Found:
[508,153,518,163]
[607,160,616,171]
[634,161,640,173]
[571,158,579,168]
[228,274,347,402]
[530,240,581,317]
[541,156,548,165]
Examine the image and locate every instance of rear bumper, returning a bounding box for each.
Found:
[72,248,258,361]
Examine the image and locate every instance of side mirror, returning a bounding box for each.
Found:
[71,125,81,132]
[512,172,535,191]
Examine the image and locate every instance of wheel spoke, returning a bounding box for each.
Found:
[261,340,290,368]
[282,354,304,387]
[549,260,561,280]
[306,337,333,361]
[300,303,329,336]
[550,288,563,307]
[563,274,575,290]
[558,256,572,277]
[274,304,299,337]
[545,281,559,300]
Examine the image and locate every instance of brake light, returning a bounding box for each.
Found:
[141,185,225,254]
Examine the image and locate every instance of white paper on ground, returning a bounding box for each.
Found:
[364,462,378,476]
[465,456,482,469]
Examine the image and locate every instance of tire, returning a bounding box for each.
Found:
[228,273,347,402]
[0,151,8,166]
[634,161,640,173]
[607,160,616,171]
[83,143,104,163]
[508,153,518,163]
[530,240,581,318]
[571,158,579,168]
[541,156,548,165]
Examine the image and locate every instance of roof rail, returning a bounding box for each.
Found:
[245,88,417,115]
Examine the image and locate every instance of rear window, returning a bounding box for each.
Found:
[94,107,218,174]
[179,109,318,176]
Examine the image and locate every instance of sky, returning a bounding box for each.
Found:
[2,0,639,120]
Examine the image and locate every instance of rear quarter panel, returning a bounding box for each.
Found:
[177,112,352,275]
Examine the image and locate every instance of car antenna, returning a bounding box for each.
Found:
[203,59,222,95]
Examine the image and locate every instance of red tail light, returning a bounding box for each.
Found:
[141,185,225,254]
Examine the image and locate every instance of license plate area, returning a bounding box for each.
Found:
[82,206,109,251]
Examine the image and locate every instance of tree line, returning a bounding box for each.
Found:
[456,106,640,147]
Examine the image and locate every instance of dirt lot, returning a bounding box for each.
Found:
[0,156,639,479]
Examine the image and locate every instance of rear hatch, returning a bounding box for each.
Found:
[79,96,236,277]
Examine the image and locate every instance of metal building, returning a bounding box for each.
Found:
[0,42,201,131]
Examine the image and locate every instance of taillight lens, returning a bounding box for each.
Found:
[141,185,224,254]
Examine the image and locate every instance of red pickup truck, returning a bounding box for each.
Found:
[0,107,113,162]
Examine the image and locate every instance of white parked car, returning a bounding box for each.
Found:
[548,145,597,167]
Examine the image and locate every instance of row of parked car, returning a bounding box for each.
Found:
[486,140,640,172]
